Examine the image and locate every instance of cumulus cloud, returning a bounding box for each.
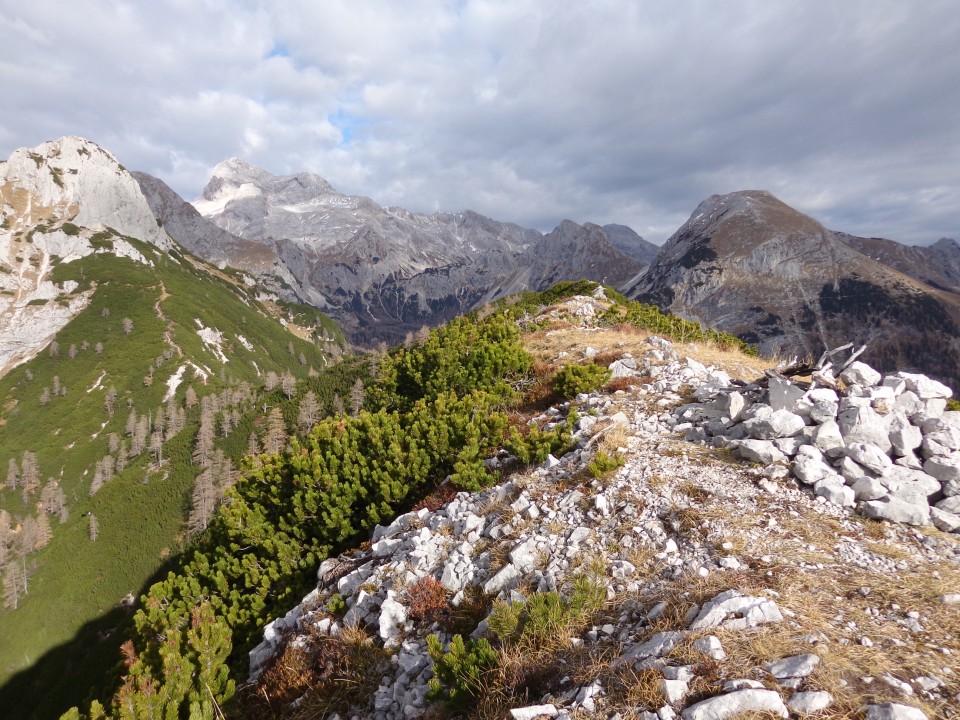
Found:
[0,0,957,244]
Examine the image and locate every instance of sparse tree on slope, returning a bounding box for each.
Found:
[6,458,19,490]
[297,390,321,432]
[349,378,366,416]
[263,407,286,454]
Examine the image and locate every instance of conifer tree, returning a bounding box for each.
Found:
[88,514,99,542]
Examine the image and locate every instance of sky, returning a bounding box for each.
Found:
[1,0,958,245]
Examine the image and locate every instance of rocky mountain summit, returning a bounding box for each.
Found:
[188,159,650,344]
[630,191,960,391]
[244,293,960,720]
[0,136,173,375]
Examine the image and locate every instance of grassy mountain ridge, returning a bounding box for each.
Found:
[0,234,344,716]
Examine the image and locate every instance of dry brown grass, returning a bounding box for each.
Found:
[241,624,388,720]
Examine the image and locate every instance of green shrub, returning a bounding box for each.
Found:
[587,449,625,478]
[426,634,499,711]
[61,222,80,236]
[553,363,611,398]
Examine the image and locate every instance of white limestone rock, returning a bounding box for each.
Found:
[863,702,929,720]
[896,373,953,400]
[734,439,786,464]
[841,361,882,387]
[923,455,960,493]
[688,590,783,631]
[509,704,559,720]
[744,409,805,440]
[838,405,892,454]
[812,420,845,457]
[860,497,930,526]
[846,442,893,475]
[681,689,789,720]
[787,691,833,715]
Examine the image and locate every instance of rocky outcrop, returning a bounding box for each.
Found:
[629,190,960,390]
[0,137,172,375]
[191,159,647,345]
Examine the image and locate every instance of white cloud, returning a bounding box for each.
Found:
[0,0,957,244]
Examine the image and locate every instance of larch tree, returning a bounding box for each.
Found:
[297,390,321,432]
[121,317,134,334]
[6,458,19,490]
[349,378,366,416]
[262,407,287,454]
[281,371,296,399]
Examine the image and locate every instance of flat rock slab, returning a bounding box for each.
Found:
[681,689,789,720]
[788,691,833,715]
[688,590,783,631]
[510,704,558,720]
[863,702,929,720]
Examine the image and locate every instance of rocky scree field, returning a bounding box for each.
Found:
[242,289,960,720]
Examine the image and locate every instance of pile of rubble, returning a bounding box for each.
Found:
[675,347,960,534]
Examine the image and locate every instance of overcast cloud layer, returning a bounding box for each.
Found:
[1,1,958,244]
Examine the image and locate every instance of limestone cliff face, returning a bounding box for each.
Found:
[0,137,172,376]
[630,190,960,388]
[192,160,647,345]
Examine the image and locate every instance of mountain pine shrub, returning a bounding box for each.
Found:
[553,362,611,398]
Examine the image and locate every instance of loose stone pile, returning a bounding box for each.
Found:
[248,319,959,719]
[675,359,960,535]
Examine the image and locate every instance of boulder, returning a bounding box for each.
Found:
[930,507,960,533]
[788,691,833,715]
[921,426,960,458]
[845,442,893,475]
[734,439,787,465]
[815,481,855,507]
[838,405,892,454]
[766,653,820,683]
[895,391,925,418]
[841,361,882,387]
[922,455,960,493]
[861,497,930,526]
[838,456,868,484]
[852,476,888,502]
[744,409,806,440]
[809,400,840,424]
[936,495,960,514]
[681,689,789,720]
[882,466,942,504]
[793,446,839,486]
[897,372,953,400]
[888,413,923,456]
[769,377,806,413]
[688,590,783,631]
[812,420,845,457]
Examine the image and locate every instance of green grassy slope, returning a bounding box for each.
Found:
[0,238,341,715]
